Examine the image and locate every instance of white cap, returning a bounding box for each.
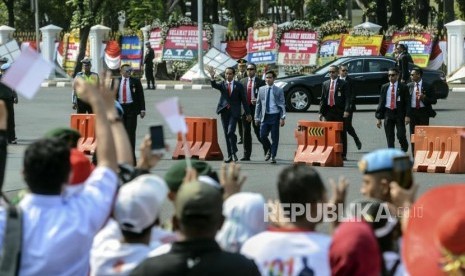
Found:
[114,174,168,234]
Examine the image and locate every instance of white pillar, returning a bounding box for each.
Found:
[40,24,62,79]
[141,25,151,44]
[212,24,227,51]
[445,20,465,76]
[89,24,111,74]
[0,25,15,45]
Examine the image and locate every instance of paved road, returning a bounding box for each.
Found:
[5,86,465,225]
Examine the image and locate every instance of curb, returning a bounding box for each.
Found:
[41,81,213,90]
[450,87,465,93]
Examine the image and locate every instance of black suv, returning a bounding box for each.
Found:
[275,56,449,112]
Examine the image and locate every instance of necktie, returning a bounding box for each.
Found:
[329,80,335,107]
[390,84,395,109]
[227,82,232,97]
[415,83,420,109]
[266,87,271,113]
[247,79,253,105]
[122,78,127,103]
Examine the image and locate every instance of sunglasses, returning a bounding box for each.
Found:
[388,74,398,77]
[247,68,255,70]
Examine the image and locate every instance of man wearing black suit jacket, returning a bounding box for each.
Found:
[208,66,252,163]
[339,64,362,151]
[319,65,351,160]
[376,68,411,152]
[408,67,437,155]
[239,63,266,161]
[111,64,146,163]
[395,44,414,83]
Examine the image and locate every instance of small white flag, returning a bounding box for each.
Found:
[155,97,188,134]
[1,47,54,99]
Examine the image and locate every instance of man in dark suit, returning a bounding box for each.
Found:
[376,68,411,152]
[111,64,146,163]
[208,66,252,163]
[239,63,266,161]
[144,42,155,89]
[339,64,362,151]
[235,58,247,145]
[319,65,351,160]
[408,67,437,155]
[255,70,286,164]
[395,44,413,83]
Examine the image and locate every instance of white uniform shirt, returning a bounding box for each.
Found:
[240,229,331,276]
[90,239,151,276]
[119,78,134,104]
[411,80,425,108]
[9,167,118,276]
[385,82,398,109]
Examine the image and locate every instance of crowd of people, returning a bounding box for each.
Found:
[0,44,455,276]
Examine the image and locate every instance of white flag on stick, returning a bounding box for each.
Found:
[155,97,188,134]
[0,47,54,99]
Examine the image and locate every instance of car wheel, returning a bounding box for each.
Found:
[286,87,311,112]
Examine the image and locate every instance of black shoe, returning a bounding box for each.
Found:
[265,151,271,161]
[270,157,276,164]
[238,140,243,145]
[224,156,233,163]
[355,139,362,150]
[9,139,17,144]
[233,153,238,162]
[240,157,250,161]
[342,156,348,161]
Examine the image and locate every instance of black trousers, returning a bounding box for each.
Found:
[409,108,430,155]
[121,103,138,164]
[220,109,239,157]
[324,107,347,157]
[145,64,155,88]
[76,98,93,114]
[384,109,408,152]
[1,98,16,142]
[242,104,266,158]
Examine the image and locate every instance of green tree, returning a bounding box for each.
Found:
[66,0,105,77]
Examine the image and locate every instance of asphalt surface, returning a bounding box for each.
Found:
[5,86,465,227]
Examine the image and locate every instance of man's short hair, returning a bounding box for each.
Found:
[329,65,339,71]
[277,164,326,206]
[388,67,399,74]
[225,67,235,75]
[265,70,277,78]
[24,139,71,195]
[411,67,423,76]
[398,44,407,51]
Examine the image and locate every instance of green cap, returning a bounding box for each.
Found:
[164,160,213,192]
[175,181,223,223]
[44,127,81,147]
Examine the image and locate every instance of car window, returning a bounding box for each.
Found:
[366,60,393,73]
[343,60,363,74]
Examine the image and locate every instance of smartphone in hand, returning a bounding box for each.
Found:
[392,156,413,189]
[149,125,166,155]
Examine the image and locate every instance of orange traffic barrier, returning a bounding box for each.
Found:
[411,126,465,173]
[70,114,96,154]
[172,117,224,161]
[294,120,344,166]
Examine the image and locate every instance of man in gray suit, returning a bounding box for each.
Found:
[254,70,286,164]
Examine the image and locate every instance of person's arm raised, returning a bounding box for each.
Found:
[75,74,117,172]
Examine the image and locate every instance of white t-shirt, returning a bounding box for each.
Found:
[90,239,150,276]
[94,218,177,250]
[241,229,331,276]
[15,167,118,276]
